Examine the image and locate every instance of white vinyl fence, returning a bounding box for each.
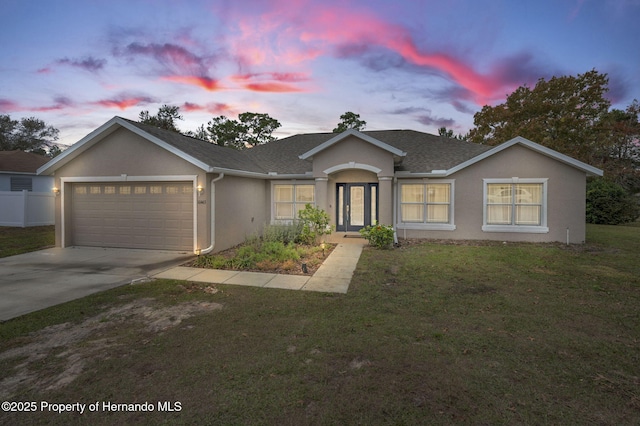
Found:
[0,190,54,227]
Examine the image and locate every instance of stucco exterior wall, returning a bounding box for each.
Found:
[310,136,396,227]
[396,145,588,243]
[52,128,208,249]
[212,174,268,252]
[311,136,395,178]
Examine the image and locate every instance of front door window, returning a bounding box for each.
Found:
[336,183,378,231]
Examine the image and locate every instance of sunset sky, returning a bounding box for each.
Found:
[1,0,639,147]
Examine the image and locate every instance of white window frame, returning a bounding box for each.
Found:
[482,178,549,233]
[396,179,456,231]
[271,182,316,223]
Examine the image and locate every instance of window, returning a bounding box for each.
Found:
[483,179,548,233]
[399,182,453,229]
[10,177,32,191]
[273,184,315,221]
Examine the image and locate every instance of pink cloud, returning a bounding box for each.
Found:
[182,101,235,115]
[93,94,154,110]
[162,75,222,91]
[231,72,311,92]
[0,99,23,112]
[243,82,306,93]
[222,0,522,104]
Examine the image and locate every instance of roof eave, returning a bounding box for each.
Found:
[38,117,214,175]
[445,136,604,177]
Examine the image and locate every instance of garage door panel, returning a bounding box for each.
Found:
[71,182,194,251]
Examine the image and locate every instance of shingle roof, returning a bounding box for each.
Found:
[0,150,50,173]
[122,119,267,174]
[245,129,493,174]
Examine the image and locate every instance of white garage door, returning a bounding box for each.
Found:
[71,182,194,251]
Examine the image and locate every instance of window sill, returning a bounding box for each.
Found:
[482,225,549,234]
[397,223,456,231]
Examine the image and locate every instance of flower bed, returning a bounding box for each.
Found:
[188,241,335,275]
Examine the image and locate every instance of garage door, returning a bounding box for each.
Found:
[71,182,194,251]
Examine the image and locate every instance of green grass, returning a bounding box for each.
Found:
[0,225,54,258]
[1,224,639,425]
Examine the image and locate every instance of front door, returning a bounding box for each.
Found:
[336,183,378,232]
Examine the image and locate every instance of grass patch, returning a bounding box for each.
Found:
[0,225,54,258]
[1,224,639,424]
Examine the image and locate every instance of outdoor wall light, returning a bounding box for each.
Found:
[52,187,60,196]
[196,185,204,196]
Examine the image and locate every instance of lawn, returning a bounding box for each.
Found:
[0,225,54,258]
[1,224,639,425]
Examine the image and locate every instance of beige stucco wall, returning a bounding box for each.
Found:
[52,127,209,250]
[211,174,268,252]
[396,145,588,243]
[310,136,395,227]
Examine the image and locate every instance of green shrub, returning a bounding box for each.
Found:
[261,241,300,262]
[262,223,303,244]
[359,224,395,249]
[586,178,640,225]
[297,204,333,245]
[231,245,259,268]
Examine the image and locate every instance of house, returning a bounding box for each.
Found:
[0,150,54,227]
[37,116,603,253]
[0,150,53,192]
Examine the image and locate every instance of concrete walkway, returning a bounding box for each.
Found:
[153,240,365,294]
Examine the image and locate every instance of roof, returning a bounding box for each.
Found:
[246,129,493,175]
[0,150,50,173]
[38,117,268,177]
[38,116,604,178]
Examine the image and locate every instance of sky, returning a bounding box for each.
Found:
[1,0,639,148]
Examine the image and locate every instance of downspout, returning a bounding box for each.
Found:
[199,173,225,255]
[392,176,399,244]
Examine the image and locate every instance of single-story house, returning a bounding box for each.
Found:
[0,150,53,192]
[1,150,54,227]
[37,116,603,253]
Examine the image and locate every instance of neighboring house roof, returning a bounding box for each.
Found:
[0,150,50,174]
[37,116,604,178]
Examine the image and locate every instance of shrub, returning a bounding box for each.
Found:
[297,204,333,245]
[262,223,303,244]
[261,241,300,262]
[586,178,640,225]
[359,224,395,249]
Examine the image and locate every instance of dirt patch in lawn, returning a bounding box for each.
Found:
[0,297,222,399]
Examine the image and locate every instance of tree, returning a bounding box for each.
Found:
[206,116,246,149]
[0,114,60,156]
[598,100,640,192]
[586,178,639,224]
[333,111,366,133]
[204,112,281,149]
[139,105,183,132]
[438,126,468,140]
[238,112,281,147]
[469,70,611,166]
[185,124,208,141]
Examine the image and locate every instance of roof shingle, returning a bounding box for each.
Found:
[0,150,50,173]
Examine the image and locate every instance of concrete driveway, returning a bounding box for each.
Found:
[0,247,194,321]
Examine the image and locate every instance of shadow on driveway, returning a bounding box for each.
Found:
[0,247,194,321]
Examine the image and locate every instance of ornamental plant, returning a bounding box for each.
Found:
[359,223,395,249]
[297,204,333,245]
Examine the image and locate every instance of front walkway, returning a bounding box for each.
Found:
[153,239,366,294]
